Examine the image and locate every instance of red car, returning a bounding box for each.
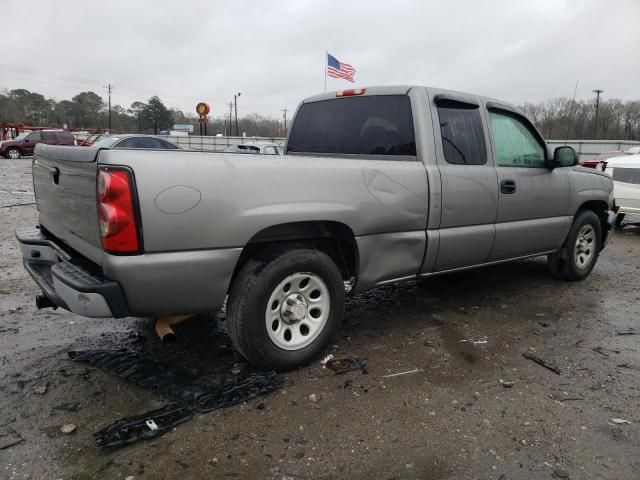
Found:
[0,130,76,159]
[581,151,630,169]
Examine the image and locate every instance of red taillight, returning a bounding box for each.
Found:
[97,167,141,253]
[336,88,366,97]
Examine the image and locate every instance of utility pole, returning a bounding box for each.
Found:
[103,84,113,132]
[593,89,603,139]
[228,102,233,137]
[234,92,241,137]
[282,108,288,136]
[153,103,158,135]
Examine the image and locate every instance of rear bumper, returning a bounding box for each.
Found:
[17,227,130,318]
[17,226,243,318]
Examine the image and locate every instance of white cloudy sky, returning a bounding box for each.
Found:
[1,0,638,118]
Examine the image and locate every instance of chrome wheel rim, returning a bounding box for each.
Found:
[265,272,330,351]
[574,224,595,269]
[8,149,20,159]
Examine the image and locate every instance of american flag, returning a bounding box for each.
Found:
[327,53,356,83]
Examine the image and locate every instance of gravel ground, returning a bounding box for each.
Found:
[1,158,639,480]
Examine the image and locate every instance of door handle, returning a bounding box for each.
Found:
[49,167,60,184]
[500,179,516,194]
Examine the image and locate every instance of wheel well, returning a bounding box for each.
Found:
[230,221,358,287]
[577,200,608,229]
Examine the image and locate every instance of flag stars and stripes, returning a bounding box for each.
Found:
[327,53,356,83]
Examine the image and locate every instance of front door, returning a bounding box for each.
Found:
[24,132,42,155]
[487,109,571,260]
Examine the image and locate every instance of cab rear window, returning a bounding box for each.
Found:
[287,95,416,156]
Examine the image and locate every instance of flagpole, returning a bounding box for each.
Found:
[324,50,327,92]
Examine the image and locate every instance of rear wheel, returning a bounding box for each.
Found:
[6,148,21,159]
[548,210,602,281]
[227,248,345,371]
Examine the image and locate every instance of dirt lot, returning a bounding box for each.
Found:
[1,158,639,480]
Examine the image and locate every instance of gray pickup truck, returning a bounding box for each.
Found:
[17,86,616,370]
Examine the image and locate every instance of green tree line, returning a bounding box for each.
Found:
[4,87,638,140]
[0,88,285,137]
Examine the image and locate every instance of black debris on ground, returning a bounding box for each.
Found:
[69,349,285,448]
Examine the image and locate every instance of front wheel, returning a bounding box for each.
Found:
[548,210,602,281]
[227,248,345,371]
[6,148,21,159]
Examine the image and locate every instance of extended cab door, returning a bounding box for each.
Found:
[487,106,571,260]
[427,93,499,271]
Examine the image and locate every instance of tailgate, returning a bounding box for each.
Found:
[32,144,102,262]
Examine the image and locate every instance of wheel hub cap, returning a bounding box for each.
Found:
[574,224,595,269]
[281,294,307,324]
[265,272,331,351]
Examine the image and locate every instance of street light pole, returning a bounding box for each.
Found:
[234,92,241,137]
[282,108,288,136]
[593,89,603,139]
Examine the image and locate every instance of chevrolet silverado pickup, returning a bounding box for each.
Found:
[17,86,616,370]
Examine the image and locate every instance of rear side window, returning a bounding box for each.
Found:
[116,137,146,149]
[436,101,487,165]
[57,132,75,144]
[287,95,416,156]
[41,132,57,142]
[612,167,640,185]
[489,111,546,167]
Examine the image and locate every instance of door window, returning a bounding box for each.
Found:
[489,111,546,167]
[41,132,57,142]
[27,132,41,142]
[436,101,487,165]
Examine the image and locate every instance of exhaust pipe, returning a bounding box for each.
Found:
[154,314,192,343]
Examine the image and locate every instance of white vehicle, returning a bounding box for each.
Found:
[605,154,640,225]
[223,142,283,155]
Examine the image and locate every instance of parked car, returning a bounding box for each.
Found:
[17,86,615,371]
[90,135,180,150]
[581,151,630,169]
[1,130,76,159]
[223,142,282,155]
[603,154,640,226]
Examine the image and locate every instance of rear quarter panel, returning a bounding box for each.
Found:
[97,150,428,250]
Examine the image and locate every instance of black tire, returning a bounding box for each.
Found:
[5,148,21,159]
[548,210,602,281]
[615,213,625,230]
[227,248,345,371]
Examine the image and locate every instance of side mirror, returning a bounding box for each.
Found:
[548,146,578,168]
[24,138,30,143]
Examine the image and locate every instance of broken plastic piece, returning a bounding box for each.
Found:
[145,420,159,431]
[324,358,368,375]
[94,403,193,448]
